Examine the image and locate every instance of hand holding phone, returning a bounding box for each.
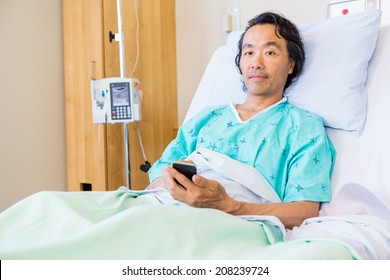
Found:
[172,161,197,182]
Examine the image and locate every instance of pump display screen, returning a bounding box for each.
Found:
[111,82,130,107]
[110,82,132,120]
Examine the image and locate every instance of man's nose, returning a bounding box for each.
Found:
[250,55,264,69]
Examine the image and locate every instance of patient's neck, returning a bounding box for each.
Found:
[235,94,283,121]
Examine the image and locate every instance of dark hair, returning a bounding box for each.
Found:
[235,12,305,91]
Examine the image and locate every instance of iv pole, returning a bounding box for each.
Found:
[111,0,131,189]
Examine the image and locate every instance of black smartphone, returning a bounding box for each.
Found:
[172,161,197,180]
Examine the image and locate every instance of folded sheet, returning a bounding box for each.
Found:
[288,183,390,259]
[141,148,281,205]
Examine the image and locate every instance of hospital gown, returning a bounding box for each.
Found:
[149,98,336,202]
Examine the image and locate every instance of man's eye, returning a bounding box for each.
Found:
[265,51,275,55]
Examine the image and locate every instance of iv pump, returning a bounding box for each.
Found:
[91,77,142,124]
[90,77,151,174]
[91,77,151,183]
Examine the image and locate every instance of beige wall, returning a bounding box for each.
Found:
[0,0,66,211]
[175,0,330,124]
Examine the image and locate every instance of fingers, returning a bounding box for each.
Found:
[163,164,232,210]
[163,165,190,196]
[167,166,192,188]
[164,165,203,205]
[191,174,207,187]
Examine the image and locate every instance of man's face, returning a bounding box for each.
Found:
[240,24,295,99]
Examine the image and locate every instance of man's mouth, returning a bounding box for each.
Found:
[249,73,267,81]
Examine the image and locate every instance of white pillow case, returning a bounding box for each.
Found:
[285,10,381,135]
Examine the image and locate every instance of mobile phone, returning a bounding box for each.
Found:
[172,161,197,180]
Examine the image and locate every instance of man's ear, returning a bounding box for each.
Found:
[288,59,295,74]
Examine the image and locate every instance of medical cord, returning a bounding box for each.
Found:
[98,123,102,188]
[131,0,149,172]
[130,0,140,76]
[136,121,151,172]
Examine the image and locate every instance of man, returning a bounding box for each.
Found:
[148,12,335,229]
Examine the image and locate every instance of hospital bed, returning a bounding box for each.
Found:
[0,10,389,259]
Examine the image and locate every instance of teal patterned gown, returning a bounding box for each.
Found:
[148,98,336,203]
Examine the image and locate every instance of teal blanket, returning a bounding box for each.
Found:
[0,190,359,259]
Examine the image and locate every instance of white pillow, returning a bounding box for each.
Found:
[285,10,381,135]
